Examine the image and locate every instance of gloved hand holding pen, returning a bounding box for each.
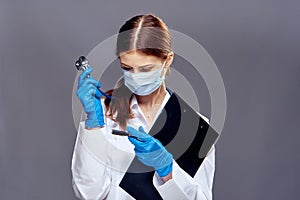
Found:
[126,126,173,177]
[76,67,105,129]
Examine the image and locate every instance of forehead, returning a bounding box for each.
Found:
[119,51,162,67]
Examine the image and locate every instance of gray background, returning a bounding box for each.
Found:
[1,0,299,199]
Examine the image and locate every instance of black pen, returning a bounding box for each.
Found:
[112,129,145,142]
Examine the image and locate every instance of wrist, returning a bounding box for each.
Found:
[86,112,105,128]
[161,171,173,183]
[85,116,105,129]
[156,162,173,177]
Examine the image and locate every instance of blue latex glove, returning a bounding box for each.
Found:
[76,67,105,128]
[126,126,173,177]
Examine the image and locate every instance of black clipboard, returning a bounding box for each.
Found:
[119,92,219,199]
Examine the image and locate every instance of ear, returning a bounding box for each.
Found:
[164,51,174,75]
[165,51,174,68]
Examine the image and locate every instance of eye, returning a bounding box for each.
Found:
[121,65,132,71]
[139,66,155,72]
[139,68,152,72]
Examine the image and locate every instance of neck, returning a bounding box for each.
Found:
[135,83,167,109]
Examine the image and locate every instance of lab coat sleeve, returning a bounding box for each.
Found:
[71,121,111,200]
[153,114,216,200]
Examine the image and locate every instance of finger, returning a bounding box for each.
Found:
[84,78,101,88]
[86,85,97,96]
[94,88,102,99]
[80,81,97,92]
[76,84,94,98]
[79,83,102,100]
[138,126,145,133]
[78,78,100,90]
[86,76,101,88]
[128,136,145,148]
[128,136,138,146]
[126,126,149,139]
[77,85,96,101]
[78,78,101,92]
[78,68,93,86]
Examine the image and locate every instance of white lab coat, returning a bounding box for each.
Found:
[71,92,216,200]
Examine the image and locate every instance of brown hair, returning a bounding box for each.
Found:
[103,14,172,130]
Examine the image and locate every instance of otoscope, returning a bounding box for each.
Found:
[75,56,112,99]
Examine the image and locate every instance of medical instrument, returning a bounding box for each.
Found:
[112,129,145,142]
[75,56,111,99]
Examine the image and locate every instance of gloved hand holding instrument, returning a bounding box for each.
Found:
[126,126,174,177]
[74,56,146,143]
[75,56,107,129]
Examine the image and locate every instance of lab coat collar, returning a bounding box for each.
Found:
[129,91,171,111]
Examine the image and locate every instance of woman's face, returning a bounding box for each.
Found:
[119,51,167,73]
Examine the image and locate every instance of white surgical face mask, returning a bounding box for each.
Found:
[123,59,168,96]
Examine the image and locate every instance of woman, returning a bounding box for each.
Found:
[72,14,215,200]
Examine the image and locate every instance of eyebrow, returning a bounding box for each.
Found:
[120,63,155,68]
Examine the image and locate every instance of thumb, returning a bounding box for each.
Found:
[127,135,139,146]
[138,126,145,133]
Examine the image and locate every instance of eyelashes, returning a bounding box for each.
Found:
[121,65,155,72]
[121,66,131,71]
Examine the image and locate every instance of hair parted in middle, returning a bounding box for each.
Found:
[103,14,173,130]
